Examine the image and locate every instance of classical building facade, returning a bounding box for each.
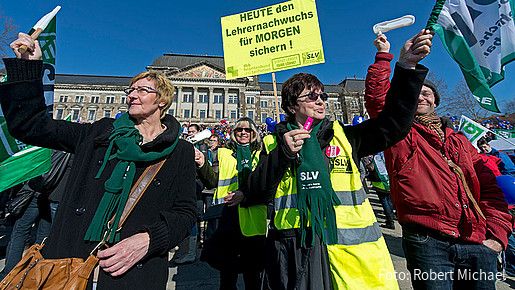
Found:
[53,53,366,124]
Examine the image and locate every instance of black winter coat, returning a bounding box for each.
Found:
[0,59,197,290]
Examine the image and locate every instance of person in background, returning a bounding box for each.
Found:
[1,33,197,289]
[365,32,512,289]
[171,123,206,265]
[203,134,221,241]
[366,152,396,230]
[196,117,266,290]
[478,137,515,176]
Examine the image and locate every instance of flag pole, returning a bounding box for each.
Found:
[272,72,280,122]
[425,0,446,29]
[17,6,61,54]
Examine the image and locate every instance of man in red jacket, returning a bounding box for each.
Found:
[365,32,512,289]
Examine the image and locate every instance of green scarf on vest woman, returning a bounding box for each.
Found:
[236,144,252,188]
[287,120,340,247]
[84,113,179,243]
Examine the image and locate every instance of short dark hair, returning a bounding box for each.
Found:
[281,73,324,121]
[188,124,200,132]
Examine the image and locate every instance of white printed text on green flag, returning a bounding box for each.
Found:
[427,0,515,113]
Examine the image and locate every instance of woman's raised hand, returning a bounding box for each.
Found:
[10,32,42,60]
[283,129,310,155]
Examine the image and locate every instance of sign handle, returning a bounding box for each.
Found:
[272,73,280,122]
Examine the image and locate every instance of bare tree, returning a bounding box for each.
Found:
[437,79,490,119]
[503,99,515,115]
[0,14,17,60]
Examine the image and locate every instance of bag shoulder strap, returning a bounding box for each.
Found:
[109,159,167,229]
[445,156,486,220]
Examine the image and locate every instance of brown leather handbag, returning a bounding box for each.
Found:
[0,160,166,290]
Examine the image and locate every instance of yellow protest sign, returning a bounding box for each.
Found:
[221,0,324,79]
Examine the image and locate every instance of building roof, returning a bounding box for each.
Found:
[339,78,365,92]
[149,53,225,70]
[55,74,132,87]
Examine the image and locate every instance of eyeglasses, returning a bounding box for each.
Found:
[234,128,252,133]
[297,91,329,102]
[124,86,159,96]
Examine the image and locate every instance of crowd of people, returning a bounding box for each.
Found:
[0,25,513,290]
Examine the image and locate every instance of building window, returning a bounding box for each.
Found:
[104,109,111,118]
[106,96,115,104]
[120,96,126,104]
[213,93,223,104]
[75,95,84,103]
[228,94,238,104]
[87,109,96,121]
[230,110,237,120]
[71,109,80,121]
[350,99,359,110]
[59,95,68,103]
[261,113,268,123]
[334,102,341,110]
[55,108,64,120]
[198,92,208,103]
[246,96,255,104]
[168,109,175,116]
[260,100,268,108]
[199,109,206,119]
[215,110,222,119]
[183,109,191,118]
[182,92,192,103]
[91,96,100,103]
[247,110,254,120]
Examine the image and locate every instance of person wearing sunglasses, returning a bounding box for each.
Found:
[242,30,434,289]
[194,117,266,290]
[1,33,197,290]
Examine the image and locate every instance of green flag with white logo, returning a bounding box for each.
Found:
[459,115,488,149]
[427,0,515,113]
[0,16,58,192]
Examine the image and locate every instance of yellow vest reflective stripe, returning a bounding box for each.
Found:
[274,189,368,211]
[269,121,398,289]
[214,148,267,237]
[371,181,387,191]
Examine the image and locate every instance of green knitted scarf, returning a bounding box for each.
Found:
[287,121,340,247]
[236,144,252,188]
[84,113,179,243]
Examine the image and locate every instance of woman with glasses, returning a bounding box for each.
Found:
[243,30,433,289]
[195,117,266,290]
[0,33,197,289]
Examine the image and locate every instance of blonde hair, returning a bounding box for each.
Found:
[130,71,175,118]
[230,118,261,146]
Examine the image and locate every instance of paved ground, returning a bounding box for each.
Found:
[1,189,514,289]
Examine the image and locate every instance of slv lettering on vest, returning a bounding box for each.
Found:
[330,156,353,173]
[334,222,382,245]
[274,189,367,211]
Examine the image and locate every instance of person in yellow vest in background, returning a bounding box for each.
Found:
[242,30,434,289]
[195,117,267,290]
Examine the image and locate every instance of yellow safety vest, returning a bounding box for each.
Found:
[263,122,398,290]
[213,147,267,237]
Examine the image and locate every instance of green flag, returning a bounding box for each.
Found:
[0,16,57,192]
[427,0,515,113]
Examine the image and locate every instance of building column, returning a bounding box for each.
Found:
[239,88,245,119]
[176,86,182,118]
[208,87,214,119]
[192,86,198,121]
[223,88,229,119]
